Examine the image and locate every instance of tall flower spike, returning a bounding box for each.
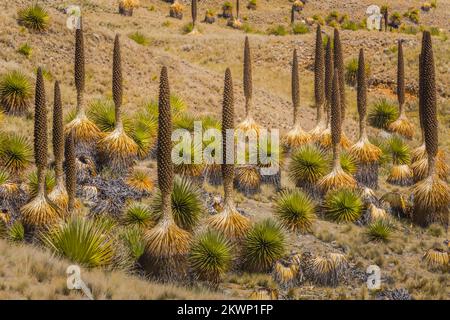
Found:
[331,67,341,156]
[421,31,438,169]
[222,68,235,205]
[52,81,64,181]
[314,25,325,124]
[65,131,76,213]
[113,34,123,125]
[333,29,345,122]
[292,48,300,126]
[397,40,405,112]
[324,38,334,126]
[357,48,367,136]
[34,67,47,171]
[192,0,197,27]
[243,36,252,117]
[75,18,85,98]
[157,66,173,196]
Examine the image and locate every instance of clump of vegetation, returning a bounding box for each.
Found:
[122,202,155,228]
[366,219,394,242]
[152,176,203,231]
[119,0,140,16]
[322,189,363,223]
[368,99,399,129]
[17,43,32,58]
[289,145,327,199]
[41,217,116,268]
[169,1,184,20]
[0,133,33,174]
[306,253,347,286]
[242,219,286,272]
[247,0,257,10]
[8,221,25,242]
[386,136,413,186]
[0,70,32,115]
[292,23,309,34]
[268,25,288,36]
[27,169,55,198]
[189,231,233,287]
[422,248,448,271]
[204,9,216,24]
[275,189,316,233]
[17,4,50,32]
[312,14,325,26]
[221,2,233,18]
[344,58,370,87]
[404,8,420,24]
[128,32,150,45]
[182,22,195,34]
[389,12,402,29]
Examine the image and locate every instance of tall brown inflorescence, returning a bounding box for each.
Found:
[421,31,438,172]
[357,48,367,136]
[331,67,341,163]
[65,132,76,212]
[222,68,235,203]
[292,49,300,125]
[157,66,173,199]
[324,38,334,124]
[75,18,85,112]
[333,29,345,122]
[113,34,123,125]
[236,0,240,19]
[397,40,405,113]
[314,25,325,123]
[34,68,47,173]
[243,36,252,117]
[53,81,64,181]
[192,0,197,27]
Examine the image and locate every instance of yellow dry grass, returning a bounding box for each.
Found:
[144,219,191,258]
[318,166,357,193]
[282,125,311,151]
[20,194,61,227]
[388,115,415,139]
[349,137,382,163]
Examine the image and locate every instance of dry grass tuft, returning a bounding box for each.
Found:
[422,248,448,271]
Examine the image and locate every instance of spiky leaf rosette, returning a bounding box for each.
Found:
[41,216,115,268]
[322,189,363,223]
[234,165,261,196]
[189,231,233,286]
[122,202,155,228]
[366,218,394,242]
[422,248,449,271]
[152,176,203,231]
[242,219,286,272]
[208,68,250,239]
[324,38,334,126]
[289,145,327,199]
[333,28,345,122]
[313,25,325,128]
[48,81,68,211]
[65,132,76,213]
[126,169,154,194]
[275,189,316,233]
[411,150,448,182]
[0,133,33,174]
[306,253,348,287]
[0,70,32,115]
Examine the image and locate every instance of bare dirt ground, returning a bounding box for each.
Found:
[0,0,448,299]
